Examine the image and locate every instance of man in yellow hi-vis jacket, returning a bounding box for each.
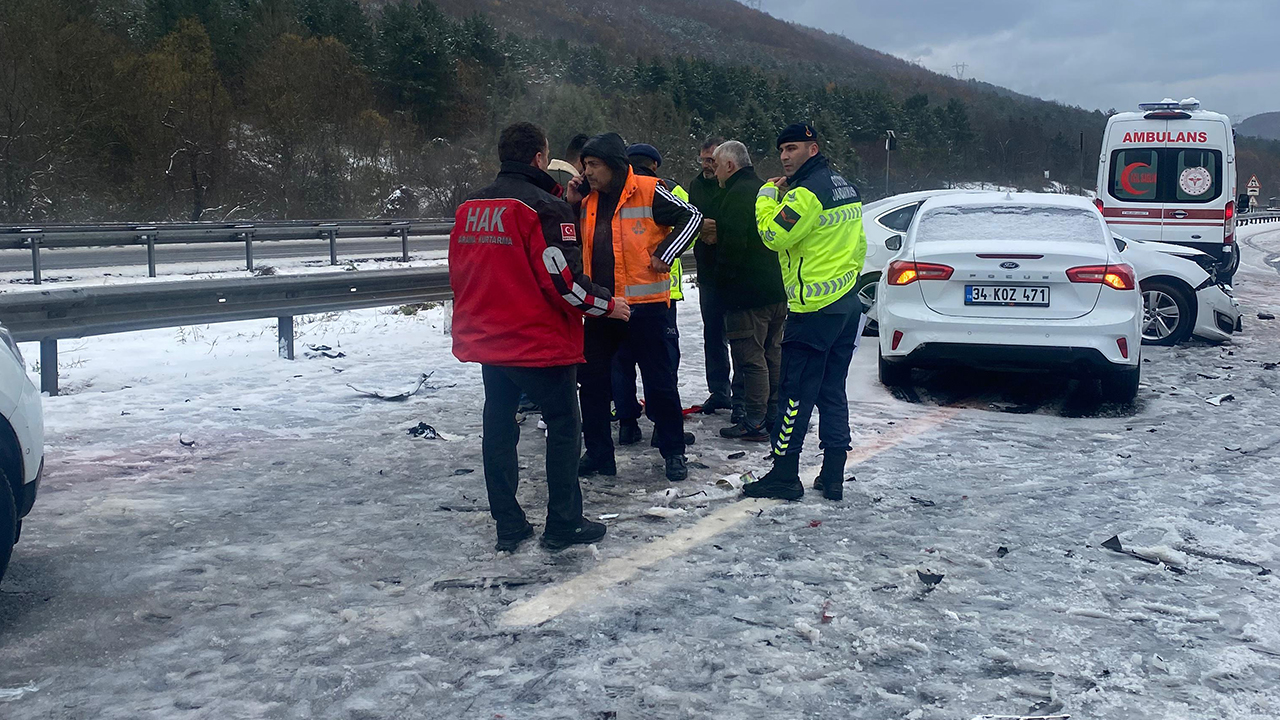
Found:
[743,122,868,502]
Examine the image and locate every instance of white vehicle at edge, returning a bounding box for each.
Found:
[877,193,1143,401]
[1,322,43,584]
[863,189,1241,346]
[856,189,984,311]
[1115,234,1242,344]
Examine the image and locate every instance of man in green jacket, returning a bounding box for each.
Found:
[710,141,787,443]
[743,123,867,502]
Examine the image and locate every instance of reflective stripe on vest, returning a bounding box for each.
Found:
[788,269,857,303]
[620,206,654,220]
[626,280,670,296]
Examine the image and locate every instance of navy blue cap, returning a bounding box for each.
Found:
[776,122,819,148]
[626,143,663,167]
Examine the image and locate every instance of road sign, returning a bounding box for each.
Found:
[1248,175,1261,196]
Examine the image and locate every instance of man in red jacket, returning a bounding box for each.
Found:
[450,122,631,552]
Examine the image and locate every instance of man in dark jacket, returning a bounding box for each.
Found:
[710,141,788,442]
[687,136,741,419]
[565,133,701,483]
[450,122,631,552]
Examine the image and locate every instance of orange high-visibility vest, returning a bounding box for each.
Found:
[580,170,672,305]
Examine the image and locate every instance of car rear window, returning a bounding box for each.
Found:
[1108,147,1222,204]
[916,205,1106,244]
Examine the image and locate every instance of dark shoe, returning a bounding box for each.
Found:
[495,523,535,552]
[814,450,848,501]
[578,453,617,477]
[701,395,732,413]
[619,420,643,446]
[730,406,746,425]
[651,431,695,448]
[541,519,607,550]
[743,453,803,500]
[517,398,540,414]
[720,422,769,442]
[665,455,689,482]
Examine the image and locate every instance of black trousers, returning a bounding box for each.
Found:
[611,301,680,422]
[700,288,739,407]
[582,304,685,459]
[481,365,584,539]
[772,305,867,457]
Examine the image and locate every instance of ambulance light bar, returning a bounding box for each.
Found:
[1138,98,1201,112]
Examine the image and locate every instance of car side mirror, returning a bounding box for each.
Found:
[885,235,903,251]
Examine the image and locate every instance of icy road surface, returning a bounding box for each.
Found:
[2,227,1280,719]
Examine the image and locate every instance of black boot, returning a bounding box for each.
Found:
[743,453,803,500]
[652,431,695,447]
[814,450,848,501]
[720,422,769,442]
[665,455,688,482]
[541,518,607,550]
[495,523,535,552]
[578,453,617,478]
[618,420,643,446]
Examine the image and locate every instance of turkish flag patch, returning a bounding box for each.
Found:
[560,223,578,243]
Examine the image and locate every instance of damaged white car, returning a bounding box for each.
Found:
[1114,234,1242,345]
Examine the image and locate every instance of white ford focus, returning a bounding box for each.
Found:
[877,193,1143,401]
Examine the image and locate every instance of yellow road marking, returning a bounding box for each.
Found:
[499,408,957,627]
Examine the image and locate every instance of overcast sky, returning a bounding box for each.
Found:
[755,0,1278,120]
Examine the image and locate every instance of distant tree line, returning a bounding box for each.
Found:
[3,0,1278,223]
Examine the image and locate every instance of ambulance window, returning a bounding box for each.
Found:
[877,203,920,232]
[1110,148,1160,202]
[1170,149,1221,203]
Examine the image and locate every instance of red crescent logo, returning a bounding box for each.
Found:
[1121,162,1151,196]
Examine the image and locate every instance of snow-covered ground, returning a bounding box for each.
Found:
[2,227,1280,718]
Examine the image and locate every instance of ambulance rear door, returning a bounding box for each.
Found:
[1102,118,1165,242]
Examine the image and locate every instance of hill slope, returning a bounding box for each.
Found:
[1239,112,1280,141]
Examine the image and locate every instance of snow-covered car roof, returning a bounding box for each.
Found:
[916,191,1101,214]
[862,188,983,214]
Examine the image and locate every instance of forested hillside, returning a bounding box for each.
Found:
[3,0,1277,223]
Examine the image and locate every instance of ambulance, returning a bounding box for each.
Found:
[1095,98,1239,279]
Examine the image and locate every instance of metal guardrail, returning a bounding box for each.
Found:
[1239,211,1280,226]
[0,267,454,396]
[0,218,453,284]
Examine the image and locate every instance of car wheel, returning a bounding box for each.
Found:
[0,469,15,585]
[878,348,911,387]
[1100,365,1140,403]
[1140,280,1194,346]
[855,273,880,336]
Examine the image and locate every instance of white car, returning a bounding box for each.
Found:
[863,190,1241,346]
[1,323,43,584]
[877,193,1143,401]
[1115,235,1241,345]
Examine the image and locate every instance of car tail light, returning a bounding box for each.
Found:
[1094,198,1105,212]
[892,330,903,350]
[1067,264,1136,290]
[887,260,953,285]
[1117,337,1129,359]
[1224,200,1235,245]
